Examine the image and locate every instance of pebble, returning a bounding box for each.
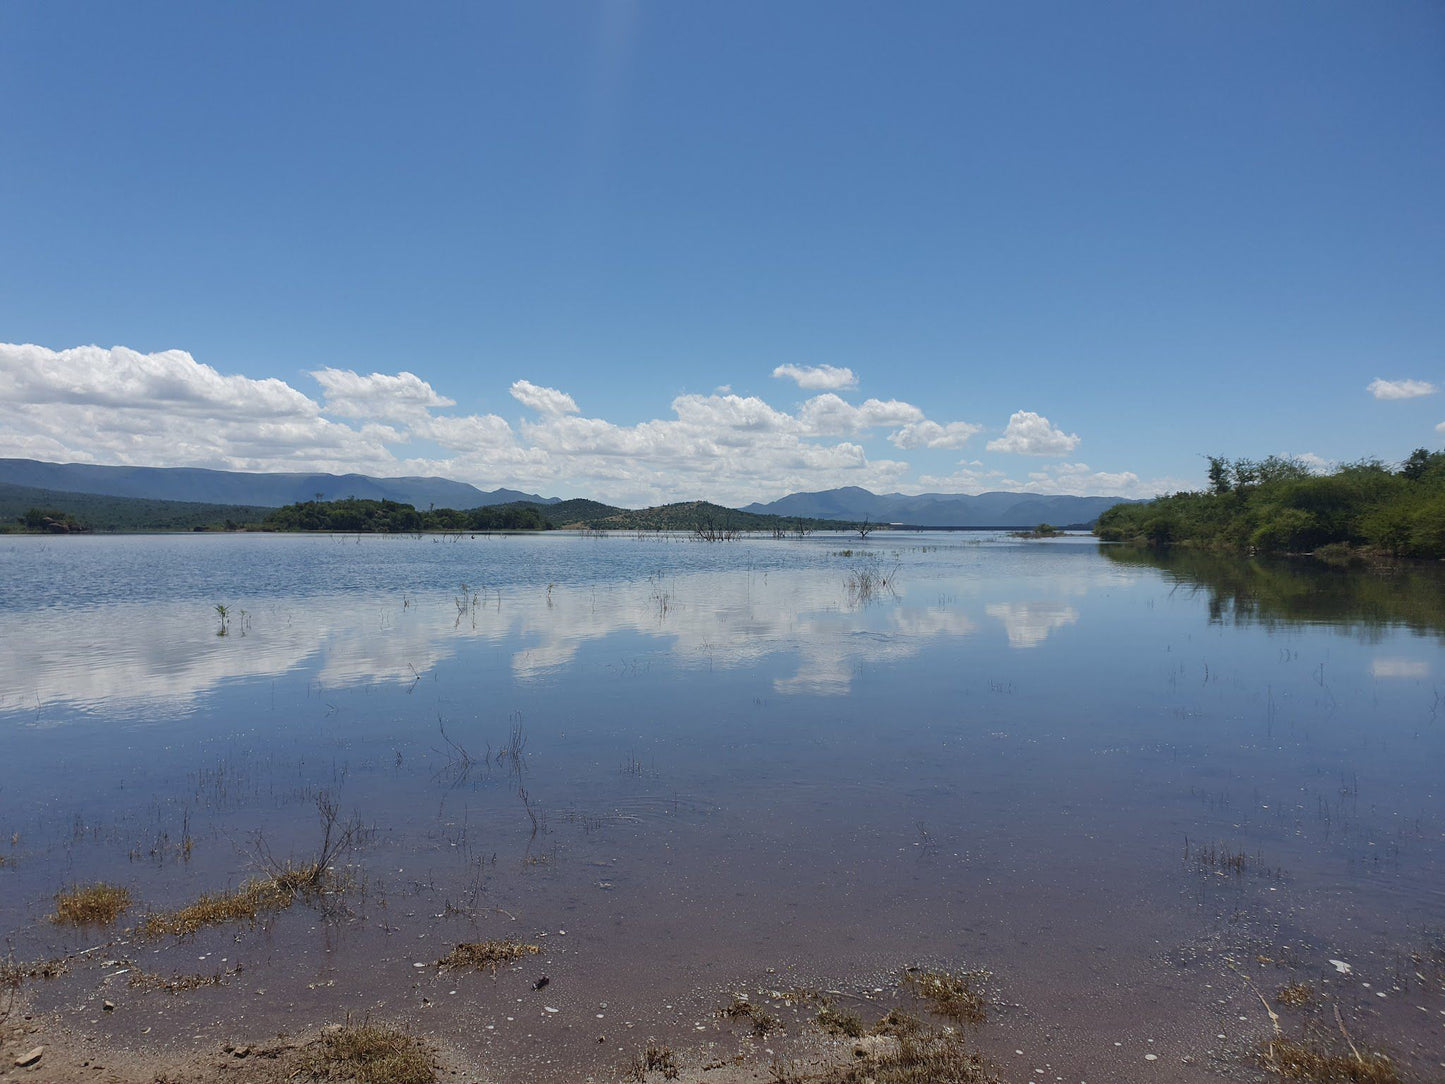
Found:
[14,1047,43,1068]
[1145,1053,1158,1061]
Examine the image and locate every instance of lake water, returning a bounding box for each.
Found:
[2,532,1442,1081]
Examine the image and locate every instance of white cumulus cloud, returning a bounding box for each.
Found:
[986,411,1081,456]
[509,379,579,415]
[889,420,983,450]
[0,342,402,474]
[0,340,1176,509]
[1293,452,1333,473]
[772,363,858,390]
[0,342,317,418]
[311,367,454,421]
[797,393,923,436]
[1368,378,1437,400]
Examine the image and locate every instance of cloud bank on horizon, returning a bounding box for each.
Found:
[0,341,1242,506]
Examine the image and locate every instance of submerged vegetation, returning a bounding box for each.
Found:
[1096,449,1445,558]
[436,939,542,972]
[136,872,308,938]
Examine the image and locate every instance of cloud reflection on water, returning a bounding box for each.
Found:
[0,551,1119,718]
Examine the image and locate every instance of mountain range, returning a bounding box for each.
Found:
[741,486,1136,526]
[0,459,1137,527]
[0,458,556,510]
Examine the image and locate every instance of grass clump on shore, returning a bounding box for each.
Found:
[50,882,131,926]
[436,939,542,973]
[816,998,865,1038]
[870,1008,924,1037]
[0,957,69,990]
[297,1022,435,1084]
[773,1029,1002,1084]
[1262,1035,1399,1083]
[905,969,989,1025]
[625,1041,679,1081]
[719,995,781,1035]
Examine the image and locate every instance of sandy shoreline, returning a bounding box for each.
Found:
[6,920,1440,1084]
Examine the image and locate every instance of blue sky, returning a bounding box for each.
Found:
[1,1,1441,506]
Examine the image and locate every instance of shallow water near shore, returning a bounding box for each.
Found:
[2,531,1443,1081]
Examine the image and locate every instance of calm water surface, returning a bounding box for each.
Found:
[1,532,1442,1081]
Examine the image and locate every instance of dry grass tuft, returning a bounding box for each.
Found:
[869,1008,924,1038]
[51,882,131,926]
[626,1041,679,1081]
[0,957,69,987]
[297,1022,436,1084]
[1275,982,1315,1007]
[719,995,782,1035]
[137,873,306,938]
[436,939,542,972]
[816,998,865,1038]
[1263,1036,1399,1083]
[906,969,989,1025]
[128,965,240,993]
[774,1028,1001,1083]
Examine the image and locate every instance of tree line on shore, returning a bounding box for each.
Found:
[1095,448,1445,559]
[5,488,841,536]
[260,498,552,533]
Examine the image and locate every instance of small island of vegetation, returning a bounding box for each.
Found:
[1095,448,1445,560]
[1012,522,1064,539]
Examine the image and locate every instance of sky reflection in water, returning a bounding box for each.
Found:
[0,533,1128,716]
[1,532,1442,1080]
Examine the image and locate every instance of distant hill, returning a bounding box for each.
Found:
[0,458,558,509]
[740,486,1139,527]
[2,483,840,536]
[0,482,274,532]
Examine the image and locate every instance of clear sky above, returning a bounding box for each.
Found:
[2,1,1442,506]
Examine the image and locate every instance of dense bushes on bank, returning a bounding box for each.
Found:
[1095,449,1445,558]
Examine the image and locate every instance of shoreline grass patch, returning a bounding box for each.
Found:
[51,882,131,926]
[1262,1034,1399,1083]
[816,998,865,1038]
[774,1027,1001,1084]
[625,1041,679,1081]
[906,968,989,1025]
[297,1022,435,1084]
[718,995,781,1036]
